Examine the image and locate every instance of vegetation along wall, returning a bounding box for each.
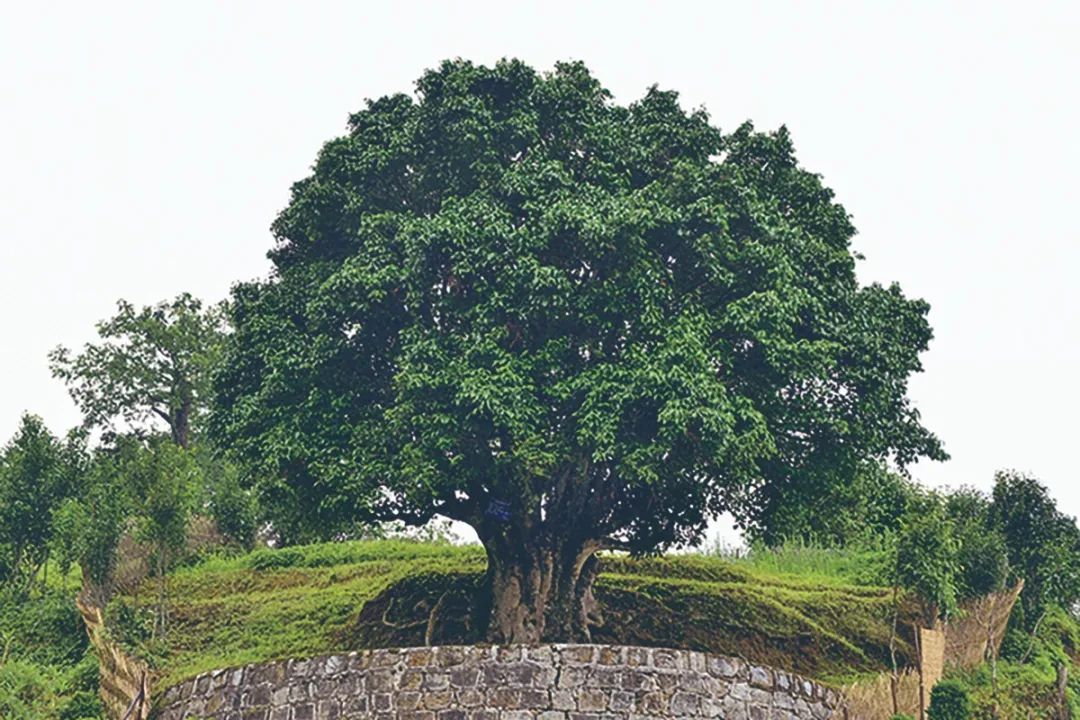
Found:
[154,644,844,720]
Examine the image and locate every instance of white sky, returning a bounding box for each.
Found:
[2,2,1078,536]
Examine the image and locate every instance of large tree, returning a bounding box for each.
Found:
[49,293,226,448]
[212,59,944,642]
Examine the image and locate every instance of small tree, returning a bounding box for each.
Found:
[991,471,1080,631]
[197,451,258,549]
[896,497,959,625]
[118,439,198,636]
[0,415,83,589]
[65,452,131,604]
[945,487,1008,601]
[927,679,972,720]
[49,294,227,449]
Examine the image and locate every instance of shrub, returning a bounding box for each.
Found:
[896,497,959,624]
[0,587,86,666]
[928,679,972,720]
[0,660,61,720]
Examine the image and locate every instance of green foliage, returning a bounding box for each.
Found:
[212,58,944,635]
[991,471,1080,627]
[0,414,85,586]
[49,293,227,448]
[949,658,1078,718]
[195,452,258,549]
[891,715,916,720]
[752,461,918,547]
[948,603,1080,717]
[0,659,62,720]
[122,439,199,559]
[928,679,972,720]
[945,487,1008,601]
[0,586,102,719]
[0,586,86,667]
[68,454,130,589]
[103,596,154,649]
[895,496,959,623]
[0,652,102,720]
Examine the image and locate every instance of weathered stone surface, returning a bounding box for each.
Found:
[155,645,843,719]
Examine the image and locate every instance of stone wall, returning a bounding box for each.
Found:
[155,644,843,719]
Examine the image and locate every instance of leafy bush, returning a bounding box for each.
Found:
[928,679,972,720]
[896,498,959,623]
[0,587,86,666]
[206,468,258,548]
[103,596,153,648]
[0,660,60,720]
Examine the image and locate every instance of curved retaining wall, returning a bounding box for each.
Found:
[155,644,843,719]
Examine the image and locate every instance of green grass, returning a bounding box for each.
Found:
[111,538,917,692]
[706,537,895,588]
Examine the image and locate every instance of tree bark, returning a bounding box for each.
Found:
[1056,662,1069,720]
[481,535,604,644]
[170,400,191,449]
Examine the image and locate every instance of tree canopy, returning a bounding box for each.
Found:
[49,293,227,448]
[213,58,944,642]
[991,470,1080,626]
[0,414,84,588]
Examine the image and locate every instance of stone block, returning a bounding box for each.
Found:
[707,655,744,679]
[519,688,550,709]
[397,691,423,710]
[487,687,522,709]
[315,699,340,719]
[407,648,434,666]
[422,690,454,710]
[598,646,624,665]
[576,688,607,712]
[450,665,481,687]
[324,655,347,675]
[670,691,702,715]
[372,649,399,667]
[372,692,394,711]
[436,646,467,667]
[609,690,634,711]
[401,668,424,690]
[749,665,774,689]
[652,648,680,669]
[551,689,576,710]
[562,645,596,665]
[456,688,484,707]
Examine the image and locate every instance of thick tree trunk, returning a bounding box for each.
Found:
[481,536,604,644]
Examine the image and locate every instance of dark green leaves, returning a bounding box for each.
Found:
[214,59,944,554]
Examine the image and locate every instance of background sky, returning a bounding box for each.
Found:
[2,2,1077,539]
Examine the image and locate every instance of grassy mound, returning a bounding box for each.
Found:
[109,540,918,690]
